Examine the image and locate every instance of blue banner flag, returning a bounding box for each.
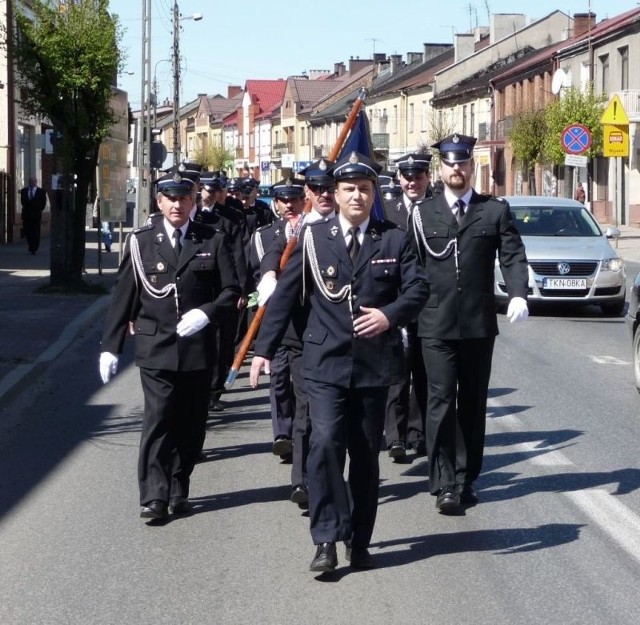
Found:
[336,109,386,221]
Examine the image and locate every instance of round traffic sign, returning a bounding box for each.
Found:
[561,123,592,155]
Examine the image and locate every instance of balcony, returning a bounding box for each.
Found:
[614,90,640,122]
[371,133,390,150]
[272,142,295,157]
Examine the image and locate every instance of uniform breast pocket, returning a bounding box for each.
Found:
[470,225,499,242]
[142,261,168,275]
[193,258,216,272]
[371,261,399,281]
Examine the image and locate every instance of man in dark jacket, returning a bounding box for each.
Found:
[250,152,429,573]
[99,168,240,521]
[408,134,529,514]
[20,176,47,254]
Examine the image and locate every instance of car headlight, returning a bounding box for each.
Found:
[601,258,624,272]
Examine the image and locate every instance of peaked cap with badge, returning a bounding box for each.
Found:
[299,158,335,186]
[271,177,305,198]
[156,164,197,196]
[394,152,432,175]
[431,134,477,164]
[329,151,382,182]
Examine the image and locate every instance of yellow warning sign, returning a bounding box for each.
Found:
[603,124,629,158]
[600,94,630,126]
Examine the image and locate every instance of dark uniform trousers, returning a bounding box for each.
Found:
[100,219,239,506]
[252,220,302,447]
[409,191,528,495]
[255,218,429,548]
[384,322,427,448]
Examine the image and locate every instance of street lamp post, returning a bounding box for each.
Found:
[172,2,202,165]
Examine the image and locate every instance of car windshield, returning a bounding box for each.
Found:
[511,206,602,237]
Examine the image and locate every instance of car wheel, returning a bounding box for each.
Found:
[600,300,625,316]
[633,327,640,394]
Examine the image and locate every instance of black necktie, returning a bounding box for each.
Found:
[173,228,182,258]
[455,199,466,222]
[347,226,360,262]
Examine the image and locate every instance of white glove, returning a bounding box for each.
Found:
[176,308,210,337]
[256,273,278,306]
[507,296,529,323]
[99,352,119,384]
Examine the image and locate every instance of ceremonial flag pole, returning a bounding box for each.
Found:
[225,89,368,389]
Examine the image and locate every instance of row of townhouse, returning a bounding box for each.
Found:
[143,8,640,226]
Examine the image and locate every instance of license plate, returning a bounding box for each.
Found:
[543,278,587,289]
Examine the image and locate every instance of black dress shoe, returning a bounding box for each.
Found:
[208,400,225,412]
[309,542,337,572]
[410,440,427,457]
[140,500,168,520]
[388,440,406,459]
[272,436,293,456]
[436,487,460,515]
[290,485,309,508]
[345,544,375,569]
[456,483,479,505]
[169,496,192,515]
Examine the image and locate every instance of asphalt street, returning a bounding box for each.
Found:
[1,224,640,624]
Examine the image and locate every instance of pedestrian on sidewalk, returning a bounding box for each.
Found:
[98,167,240,522]
[20,176,48,255]
[250,152,429,573]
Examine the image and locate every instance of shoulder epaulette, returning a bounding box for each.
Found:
[133,224,154,234]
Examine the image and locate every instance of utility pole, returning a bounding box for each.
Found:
[136,0,152,227]
[172,1,180,166]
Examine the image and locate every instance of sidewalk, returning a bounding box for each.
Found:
[0,223,639,408]
[0,228,123,405]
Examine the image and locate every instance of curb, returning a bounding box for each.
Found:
[0,294,111,406]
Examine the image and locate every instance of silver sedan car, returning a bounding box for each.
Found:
[494,196,626,316]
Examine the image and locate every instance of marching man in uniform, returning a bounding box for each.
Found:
[99,168,240,521]
[408,134,528,514]
[250,152,429,572]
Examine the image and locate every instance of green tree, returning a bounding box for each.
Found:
[508,109,547,195]
[192,141,234,172]
[542,86,607,165]
[12,0,122,288]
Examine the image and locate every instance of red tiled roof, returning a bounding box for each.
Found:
[245,79,287,115]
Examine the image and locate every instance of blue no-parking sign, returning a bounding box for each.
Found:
[561,124,592,155]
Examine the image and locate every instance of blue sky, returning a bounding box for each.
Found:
[110,0,637,110]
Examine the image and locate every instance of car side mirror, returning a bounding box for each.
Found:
[605,226,621,239]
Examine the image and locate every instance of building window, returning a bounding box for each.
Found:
[462,105,468,135]
[408,103,414,133]
[421,100,428,131]
[599,54,609,93]
[469,103,475,137]
[393,105,398,134]
[301,126,306,146]
[619,46,629,90]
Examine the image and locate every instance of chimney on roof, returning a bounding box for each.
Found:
[407,52,423,64]
[334,62,346,76]
[389,54,403,73]
[573,12,596,38]
[227,85,242,98]
[349,58,372,74]
[454,33,475,63]
[423,43,454,63]
[373,52,386,63]
[490,13,526,44]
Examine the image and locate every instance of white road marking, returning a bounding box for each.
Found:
[589,355,631,365]
[566,489,640,562]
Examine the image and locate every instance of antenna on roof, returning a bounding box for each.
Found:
[484,0,491,24]
[366,38,382,57]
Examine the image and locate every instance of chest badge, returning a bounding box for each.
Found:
[330,225,339,237]
[326,265,336,277]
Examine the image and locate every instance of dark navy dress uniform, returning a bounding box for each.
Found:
[100,185,240,508]
[254,209,429,551]
[408,135,528,499]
